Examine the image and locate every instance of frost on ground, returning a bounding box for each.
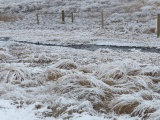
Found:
[0,42,160,120]
[0,0,160,119]
[0,0,160,46]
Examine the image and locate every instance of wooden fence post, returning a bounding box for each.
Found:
[62,10,65,24]
[36,13,39,25]
[71,12,74,23]
[101,10,104,29]
[157,14,160,38]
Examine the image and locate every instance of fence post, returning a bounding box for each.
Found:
[71,12,74,23]
[36,13,39,25]
[157,14,160,38]
[62,10,65,24]
[101,10,104,29]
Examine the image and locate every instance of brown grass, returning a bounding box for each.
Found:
[56,61,77,70]
[143,28,156,34]
[0,15,18,22]
[122,2,144,13]
[142,71,160,77]
[47,69,63,81]
[132,107,157,118]
[154,1,160,6]
[113,101,139,114]
[141,94,153,100]
[51,103,72,117]
[109,70,124,80]
[102,79,117,86]
[78,67,92,73]
[51,74,113,117]
[98,69,124,80]
[127,70,140,76]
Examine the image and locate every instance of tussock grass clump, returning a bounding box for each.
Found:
[51,98,96,118]
[96,60,154,91]
[128,76,154,90]
[55,60,77,70]
[46,68,63,81]
[127,69,141,76]
[110,94,141,114]
[110,91,158,118]
[132,101,157,118]
[94,59,160,119]
[51,74,113,117]
[96,66,125,80]
[96,59,140,81]
[140,66,160,77]
[0,63,30,83]
[108,69,124,80]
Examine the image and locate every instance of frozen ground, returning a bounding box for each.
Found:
[0,29,160,48]
[1,41,160,120]
[0,0,160,48]
[0,0,160,120]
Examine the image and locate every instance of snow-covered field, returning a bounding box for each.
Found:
[0,0,160,120]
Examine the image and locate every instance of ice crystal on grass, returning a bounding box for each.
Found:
[51,74,113,118]
[110,94,142,114]
[0,63,30,83]
[45,68,63,81]
[55,60,78,70]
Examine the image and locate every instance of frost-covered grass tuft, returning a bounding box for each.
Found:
[110,94,141,114]
[51,74,113,118]
[54,60,78,70]
[46,68,63,81]
[0,63,30,83]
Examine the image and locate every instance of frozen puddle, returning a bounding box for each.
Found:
[1,37,160,53]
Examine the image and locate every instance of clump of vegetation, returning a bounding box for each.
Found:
[55,60,78,70]
[0,14,19,22]
[51,74,113,118]
[0,63,30,83]
[46,68,63,81]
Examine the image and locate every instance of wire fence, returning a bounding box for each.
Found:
[36,10,105,29]
[35,10,160,38]
[0,10,159,38]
